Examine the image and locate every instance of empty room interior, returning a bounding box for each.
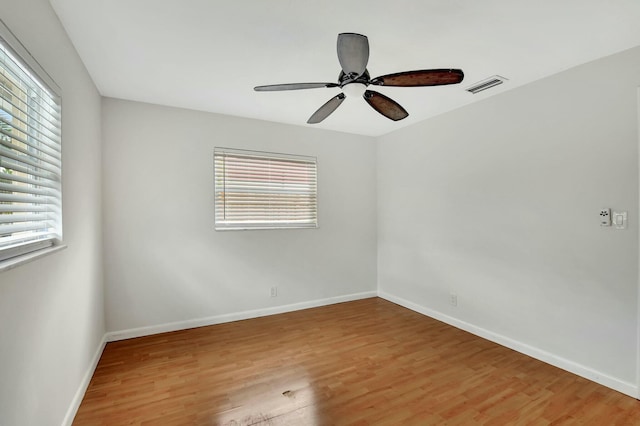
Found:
[2,0,640,424]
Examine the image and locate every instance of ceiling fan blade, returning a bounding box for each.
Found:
[254,82,339,91]
[370,69,464,87]
[363,90,408,121]
[337,33,369,78]
[307,93,346,124]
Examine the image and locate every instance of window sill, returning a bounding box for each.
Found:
[0,244,67,273]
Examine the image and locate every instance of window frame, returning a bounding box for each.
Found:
[214,147,318,231]
[0,19,64,269]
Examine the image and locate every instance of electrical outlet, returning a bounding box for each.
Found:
[600,208,611,226]
[270,286,278,297]
[449,292,458,307]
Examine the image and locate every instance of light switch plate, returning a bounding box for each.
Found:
[613,211,627,229]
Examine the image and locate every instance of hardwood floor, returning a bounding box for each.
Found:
[73,298,640,425]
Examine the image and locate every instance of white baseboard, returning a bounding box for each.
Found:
[106,291,378,342]
[378,290,638,399]
[61,334,107,426]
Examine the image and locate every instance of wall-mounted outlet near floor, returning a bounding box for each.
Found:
[270,286,278,297]
[450,292,458,307]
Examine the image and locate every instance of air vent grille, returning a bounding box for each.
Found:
[466,75,507,94]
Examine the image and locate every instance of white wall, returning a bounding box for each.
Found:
[102,98,377,334]
[378,46,640,392]
[0,1,104,425]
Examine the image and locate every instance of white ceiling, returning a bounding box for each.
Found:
[49,0,640,137]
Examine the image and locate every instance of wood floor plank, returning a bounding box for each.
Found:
[73,298,640,425]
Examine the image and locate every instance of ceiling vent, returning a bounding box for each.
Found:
[466,75,507,94]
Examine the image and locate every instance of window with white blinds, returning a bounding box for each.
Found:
[0,35,62,262]
[214,148,317,230]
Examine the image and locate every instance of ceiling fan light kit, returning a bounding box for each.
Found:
[342,82,367,98]
[254,33,464,124]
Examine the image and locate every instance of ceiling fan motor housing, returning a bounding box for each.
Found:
[339,69,371,86]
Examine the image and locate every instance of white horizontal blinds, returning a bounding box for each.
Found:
[0,39,62,261]
[214,148,317,230]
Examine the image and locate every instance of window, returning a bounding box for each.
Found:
[0,29,62,263]
[214,148,317,230]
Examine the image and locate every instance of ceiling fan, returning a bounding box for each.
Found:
[254,33,464,124]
